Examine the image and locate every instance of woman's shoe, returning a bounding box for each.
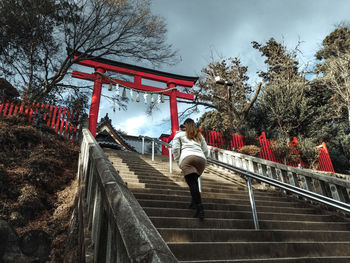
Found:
[194,204,204,220]
[188,200,196,209]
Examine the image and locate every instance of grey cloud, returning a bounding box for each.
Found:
[97,0,350,137]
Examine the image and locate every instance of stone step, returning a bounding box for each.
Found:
[131,188,288,200]
[179,256,350,263]
[123,177,245,190]
[133,192,293,202]
[143,207,340,222]
[121,177,185,186]
[117,172,182,180]
[134,193,311,208]
[158,228,350,242]
[127,182,247,194]
[149,216,350,231]
[136,199,314,212]
[120,176,241,189]
[168,242,350,261]
[119,173,241,186]
[119,167,234,179]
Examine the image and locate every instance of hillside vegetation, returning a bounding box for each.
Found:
[0,114,79,262]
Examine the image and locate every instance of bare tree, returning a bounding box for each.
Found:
[315,25,350,126]
[318,54,350,125]
[181,57,261,134]
[0,0,175,102]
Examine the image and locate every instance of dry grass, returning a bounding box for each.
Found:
[0,114,79,262]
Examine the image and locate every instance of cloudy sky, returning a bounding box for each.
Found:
[96,0,350,137]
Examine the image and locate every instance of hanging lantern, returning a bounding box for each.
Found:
[151,95,155,104]
[130,89,133,99]
[122,87,127,99]
[161,93,164,103]
[116,84,120,96]
[157,94,161,104]
[143,93,148,104]
[108,82,113,91]
[136,92,140,102]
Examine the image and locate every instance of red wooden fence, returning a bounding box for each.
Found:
[317,142,335,172]
[161,129,335,173]
[257,132,334,172]
[0,100,80,142]
[202,130,244,150]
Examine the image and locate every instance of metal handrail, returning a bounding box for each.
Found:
[138,135,173,173]
[207,157,350,230]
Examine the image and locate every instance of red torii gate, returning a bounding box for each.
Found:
[72,52,198,138]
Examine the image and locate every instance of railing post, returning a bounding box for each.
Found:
[198,176,202,193]
[266,166,273,179]
[169,147,173,173]
[106,220,116,263]
[248,159,255,173]
[152,139,155,161]
[329,183,345,202]
[276,168,285,183]
[141,136,145,154]
[312,179,328,196]
[246,177,259,230]
[96,208,108,262]
[257,163,264,175]
[299,175,313,191]
[287,172,299,187]
[91,186,102,261]
[346,188,350,202]
[236,156,243,168]
[242,159,248,171]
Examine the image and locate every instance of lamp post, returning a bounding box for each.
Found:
[215,76,234,130]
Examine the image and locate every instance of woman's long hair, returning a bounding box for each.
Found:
[184,118,201,142]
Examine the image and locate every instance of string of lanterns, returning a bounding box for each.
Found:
[95,71,178,105]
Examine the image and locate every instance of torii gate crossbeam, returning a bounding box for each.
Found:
[72,52,198,139]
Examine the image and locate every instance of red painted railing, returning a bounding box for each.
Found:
[257,132,334,172]
[317,142,335,172]
[161,129,334,173]
[202,130,244,150]
[0,100,80,142]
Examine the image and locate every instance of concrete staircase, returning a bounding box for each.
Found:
[104,148,350,263]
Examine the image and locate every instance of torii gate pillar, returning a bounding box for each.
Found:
[89,67,105,136]
[168,82,179,135]
[72,51,197,138]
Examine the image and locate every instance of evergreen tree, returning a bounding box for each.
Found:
[252,38,313,138]
[313,25,350,173]
[194,57,261,135]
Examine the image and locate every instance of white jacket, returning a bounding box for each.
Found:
[172,131,209,166]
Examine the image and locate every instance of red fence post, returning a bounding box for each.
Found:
[51,106,58,129]
[46,105,53,126]
[3,102,9,115]
[160,135,170,156]
[7,102,14,115]
[19,100,24,113]
[0,101,5,115]
[64,109,71,138]
[55,107,62,133]
[59,108,67,135]
[259,132,267,160]
[317,142,335,172]
[13,101,19,114]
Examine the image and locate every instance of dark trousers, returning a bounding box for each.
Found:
[185,173,202,205]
